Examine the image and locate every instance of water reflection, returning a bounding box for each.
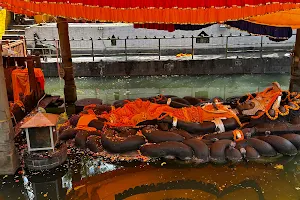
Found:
[65,156,300,200]
[1,155,300,200]
[45,74,290,104]
[22,166,69,200]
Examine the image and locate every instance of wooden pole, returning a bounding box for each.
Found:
[290,29,300,92]
[0,43,19,175]
[27,55,39,99]
[57,17,77,114]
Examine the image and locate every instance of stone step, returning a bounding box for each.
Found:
[7,25,29,30]
[2,34,23,40]
[5,29,25,35]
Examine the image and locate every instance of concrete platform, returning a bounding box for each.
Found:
[41,55,292,77]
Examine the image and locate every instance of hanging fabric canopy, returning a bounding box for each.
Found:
[21,0,300,9]
[248,8,300,28]
[134,21,292,40]
[2,0,300,26]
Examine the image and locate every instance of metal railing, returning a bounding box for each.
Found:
[3,34,296,61]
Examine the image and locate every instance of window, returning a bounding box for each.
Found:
[196,31,209,43]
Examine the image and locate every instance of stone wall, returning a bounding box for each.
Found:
[42,57,291,77]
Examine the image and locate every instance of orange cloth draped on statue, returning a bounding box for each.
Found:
[76,110,98,131]
[11,68,45,102]
[100,99,241,127]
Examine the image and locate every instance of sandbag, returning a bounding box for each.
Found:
[281,133,300,150]
[101,131,146,153]
[183,96,201,105]
[158,122,170,131]
[255,123,300,135]
[183,139,209,163]
[75,130,90,149]
[140,141,193,161]
[237,138,277,157]
[59,128,78,141]
[225,147,243,163]
[244,146,260,160]
[256,135,297,156]
[113,128,138,137]
[210,140,233,164]
[92,104,112,115]
[142,130,185,143]
[172,118,239,135]
[171,129,193,139]
[88,119,105,130]
[86,135,103,153]
[69,115,80,126]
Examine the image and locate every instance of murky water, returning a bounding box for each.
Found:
[45,74,290,104]
[1,156,300,200]
[2,73,300,200]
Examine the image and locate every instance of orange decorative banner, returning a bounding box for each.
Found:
[1,0,300,25]
[248,8,300,28]
[16,0,300,9]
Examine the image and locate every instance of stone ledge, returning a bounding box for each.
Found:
[0,150,19,175]
[0,120,14,142]
[0,142,15,152]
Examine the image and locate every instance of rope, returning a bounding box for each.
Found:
[212,118,226,133]
[233,129,245,142]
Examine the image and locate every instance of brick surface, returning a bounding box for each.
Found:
[0,149,19,175]
[0,142,15,152]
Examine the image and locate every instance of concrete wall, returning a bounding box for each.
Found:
[25,23,296,55]
[42,57,291,77]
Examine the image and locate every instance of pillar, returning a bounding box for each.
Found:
[290,29,300,92]
[57,17,77,114]
[0,43,19,175]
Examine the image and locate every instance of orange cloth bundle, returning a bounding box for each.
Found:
[11,68,45,102]
[100,99,241,127]
[76,110,98,131]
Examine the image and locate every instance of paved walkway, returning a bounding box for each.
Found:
[41,52,291,63]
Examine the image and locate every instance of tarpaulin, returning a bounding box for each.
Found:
[11,68,45,102]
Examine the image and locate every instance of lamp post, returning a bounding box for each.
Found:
[57,17,77,114]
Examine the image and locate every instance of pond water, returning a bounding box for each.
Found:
[2,73,300,200]
[1,156,300,200]
[45,74,290,104]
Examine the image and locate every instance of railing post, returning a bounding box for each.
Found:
[91,38,94,62]
[260,36,263,58]
[191,35,194,59]
[158,38,161,60]
[225,36,229,58]
[57,39,60,60]
[125,38,127,61]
